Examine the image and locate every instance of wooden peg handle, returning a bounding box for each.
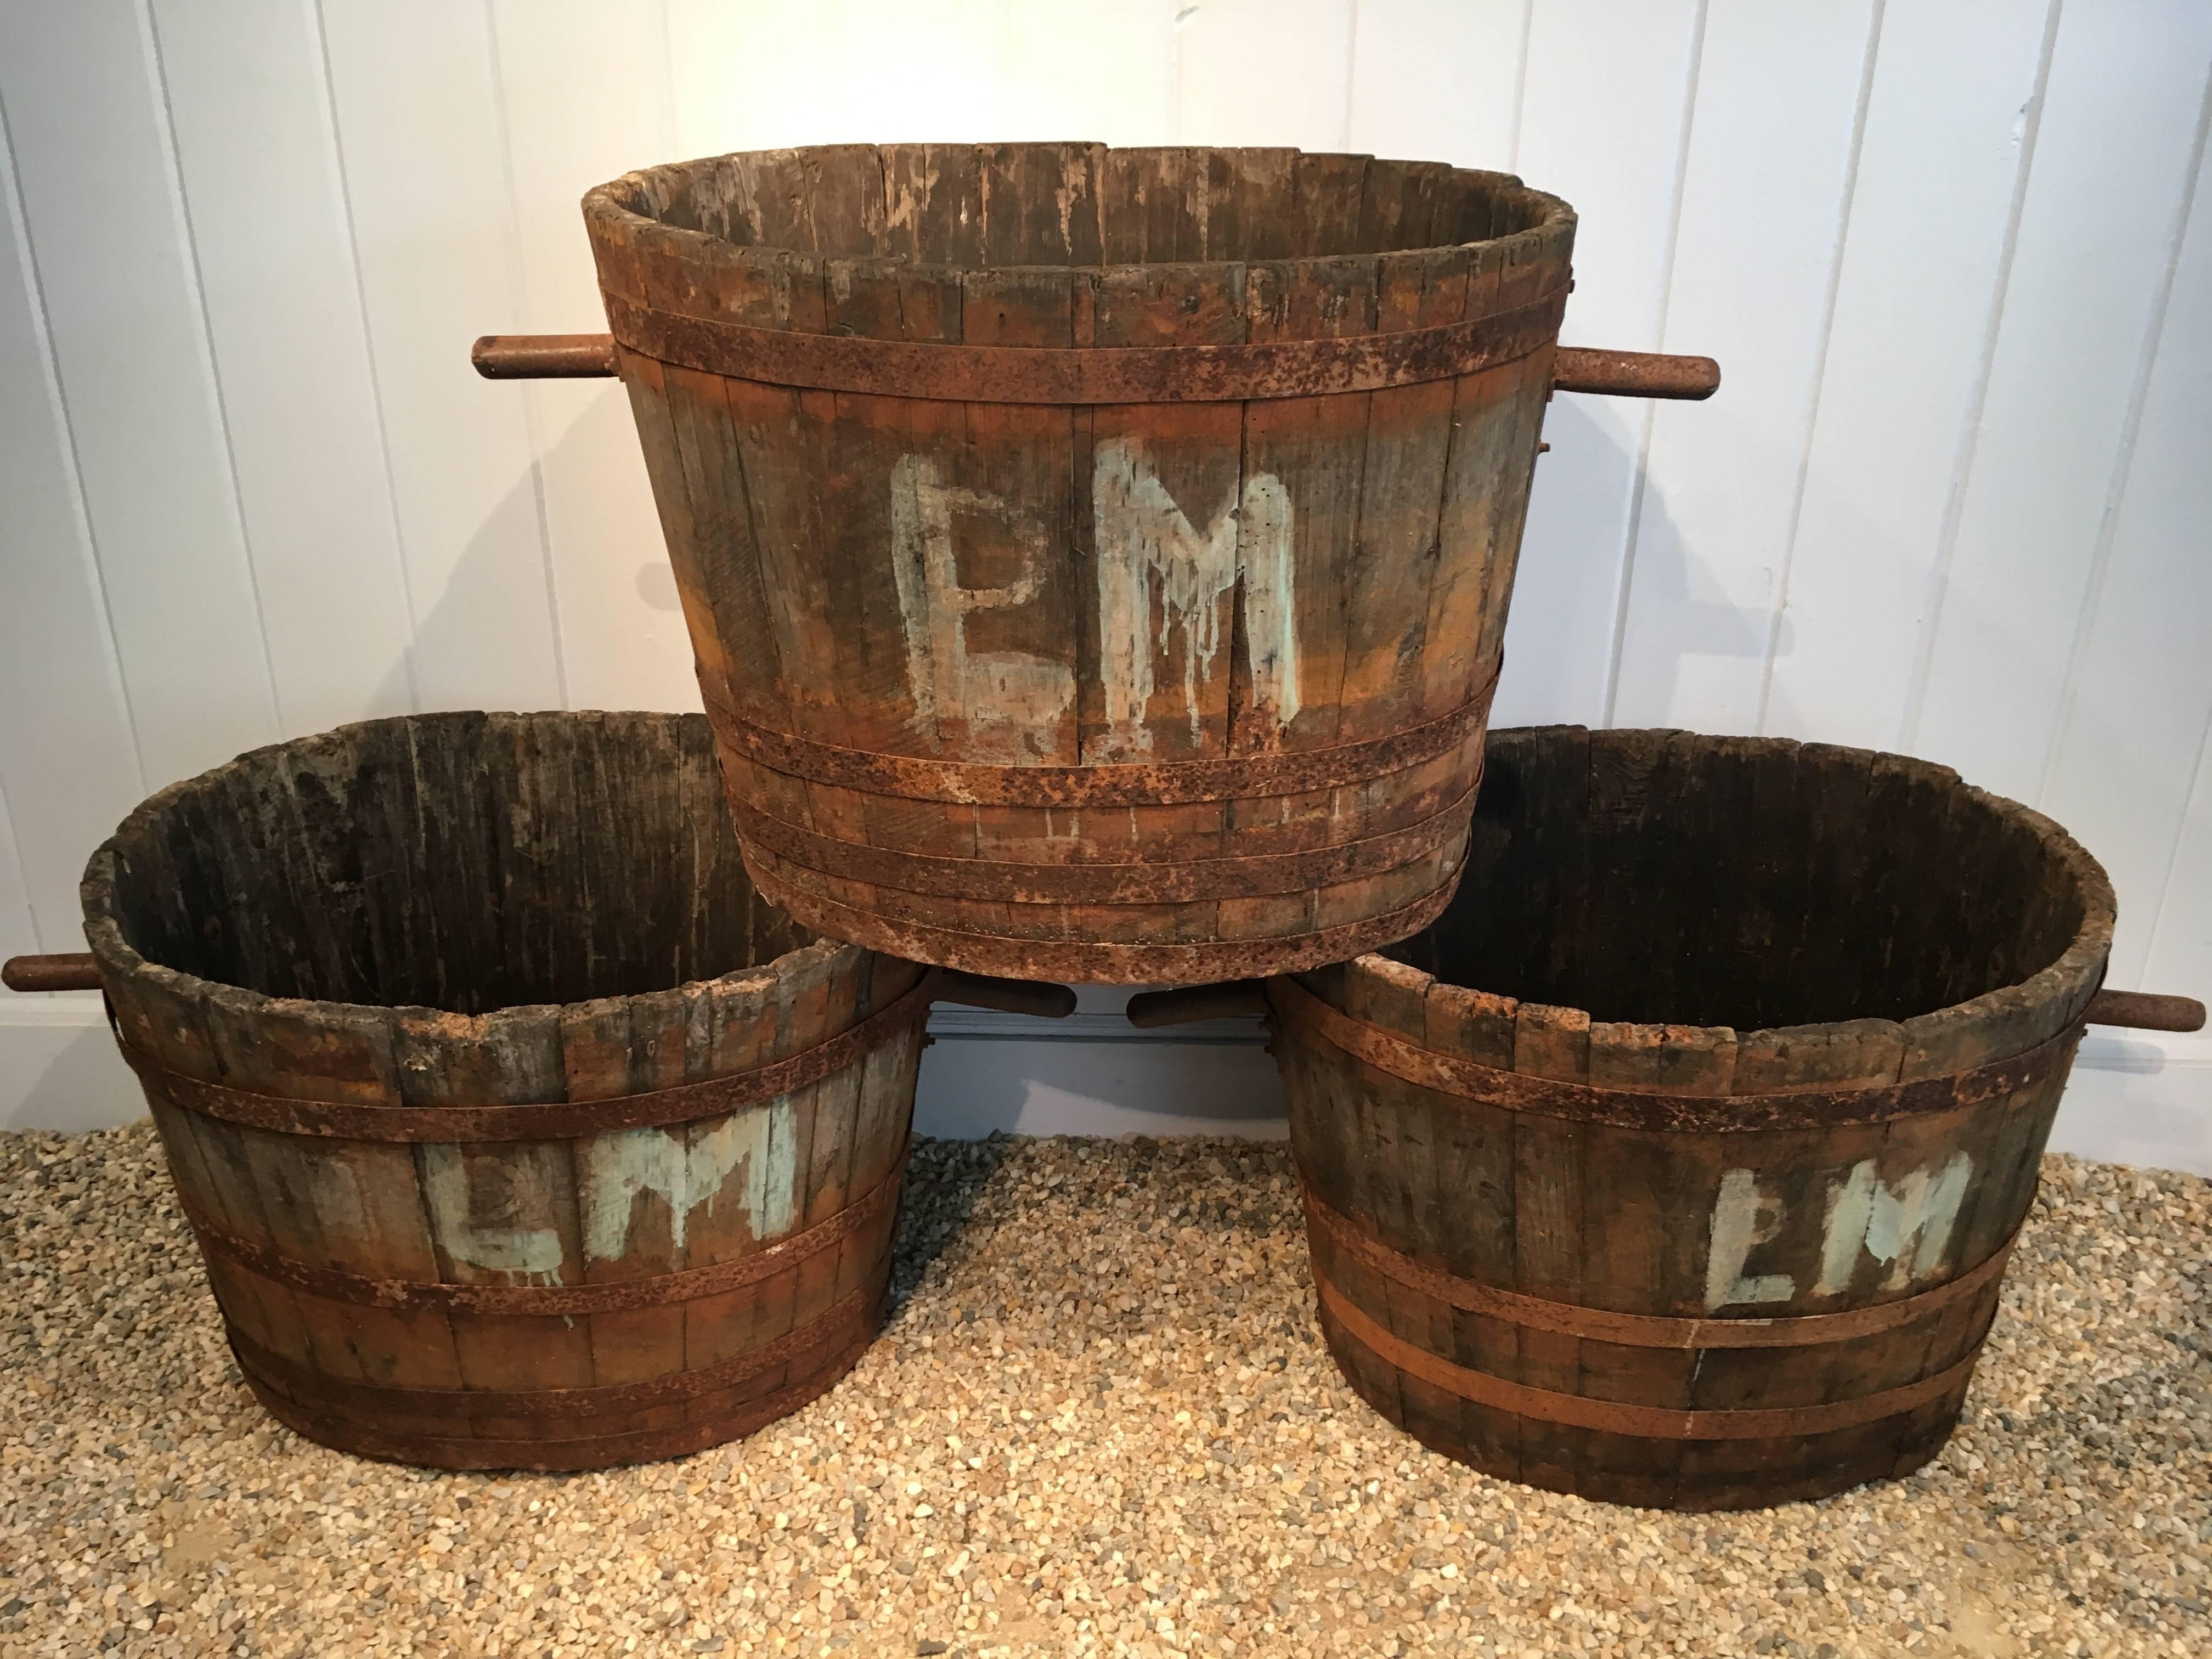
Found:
[1125,980,1269,1028]
[471,334,618,379]
[1552,346,1720,400]
[931,970,1077,1020]
[2,952,103,992]
[2083,989,2206,1032]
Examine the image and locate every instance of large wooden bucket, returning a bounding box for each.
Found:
[475,144,1717,983]
[66,710,1065,1470]
[1133,726,2201,1509]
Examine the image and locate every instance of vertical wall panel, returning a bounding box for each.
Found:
[1347,0,1528,168]
[666,3,826,152]
[670,1,1180,155]
[1004,1,1176,145]
[670,1,1006,153]
[1763,1,2055,749]
[0,789,36,965]
[487,2,695,715]
[2145,736,2212,1015]
[1911,8,2212,801]
[0,87,146,951]
[149,0,419,734]
[1175,0,1355,151]
[1610,1,1876,731]
[2045,126,2212,987]
[319,0,565,713]
[1493,0,1703,727]
[0,0,281,786]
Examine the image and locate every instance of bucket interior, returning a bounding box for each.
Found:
[101,712,808,1015]
[624,144,1559,264]
[1387,730,2089,1031]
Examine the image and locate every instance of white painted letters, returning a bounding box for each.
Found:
[1814,1151,1974,1294]
[1092,436,1299,755]
[1237,470,1300,736]
[420,1146,565,1285]
[579,1102,801,1264]
[888,440,1300,761]
[889,454,1075,761]
[1704,1166,1797,1308]
[1704,1150,1978,1310]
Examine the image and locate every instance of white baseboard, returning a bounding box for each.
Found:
[916,996,1285,1140]
[0,991,129,1135]
[2046,1028,2212,1176]
[5,989,2205,1174]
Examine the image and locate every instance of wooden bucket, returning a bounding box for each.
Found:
[54,710,1066,1471]
[473,144,1719,984]
[1131,726,2203,1509]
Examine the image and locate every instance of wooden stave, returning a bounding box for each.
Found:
[590,146,1570,979]
[82,711,923,1470]
[1273,725,2115,1510]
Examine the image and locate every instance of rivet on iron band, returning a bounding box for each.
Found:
[1313,1269,1988,1442]
[226,1277,882,1421]
[1267,975,2080,1133]
[708,662,1500,809]
[121,973,938,1144]
[175,1142,910,1316]
[1297,1171,2017,1351]
[729,782,1481,905]
[602,288,1570,405]
[236,1314,882,1472]
[748,863,1466,987]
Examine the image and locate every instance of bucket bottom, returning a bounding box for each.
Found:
[231,1269,890,1473]
[1313,1291,1973,1511]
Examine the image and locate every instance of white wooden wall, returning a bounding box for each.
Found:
[4,1,2209,1171]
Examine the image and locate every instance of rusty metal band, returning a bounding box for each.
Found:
[122,971,936,1144]
[1313,1269,1986,1442]
[605,286,1568,404]
[177,1142,909,1316]
[227,1275,882,1425]
[707,662,1499,808]
[1298,1175,2017,1352]
[750,857,1464,985]
[238,1302,882,1471]
[730,780,1480,905]
[1268,975,2082,1132]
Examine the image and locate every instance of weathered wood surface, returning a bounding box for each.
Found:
[84,712,923,1471]
[586,144,1577,981]
[1283,725,2114,1510]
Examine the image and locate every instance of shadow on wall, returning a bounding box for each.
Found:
[347,375,691,733]
[2047,1034,2212,1176]
[1499,394,1799,728]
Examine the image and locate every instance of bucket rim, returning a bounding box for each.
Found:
[78,708,863,1029]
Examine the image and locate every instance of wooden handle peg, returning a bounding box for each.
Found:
[1125,980,1269,1028]
[2083,989,2206,1032]
[471,334,618,379]
[932,970,1078,1020]
[1552,346,1720,400]
[2,952,103,992]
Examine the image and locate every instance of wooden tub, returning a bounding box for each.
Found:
[1132,725,2200,1508]
[476,144,1718,983]
[60,710,1064,1470]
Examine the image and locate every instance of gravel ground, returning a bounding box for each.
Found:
[2,1124,2205,1659]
